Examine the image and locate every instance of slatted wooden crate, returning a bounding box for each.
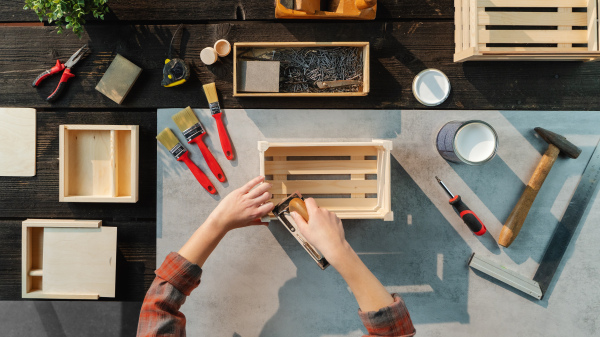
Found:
[258,140,393,221]
[455,0,600,61]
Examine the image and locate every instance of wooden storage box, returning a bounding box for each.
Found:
[22,219,117,299]
[259,140,392,220]
[59,125,139,203]
[454,0,600,61]
[233,42,370,97]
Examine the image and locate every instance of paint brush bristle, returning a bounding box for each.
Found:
[172,106,201,131]
[156,128,181,150]
[203,82,218,104]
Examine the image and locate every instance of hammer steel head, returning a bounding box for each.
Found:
[534,127,581,159]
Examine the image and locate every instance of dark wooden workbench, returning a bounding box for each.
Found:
[1,0,599,301]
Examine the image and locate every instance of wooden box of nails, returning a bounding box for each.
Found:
[59,125,139,203]
[233,42,369,97]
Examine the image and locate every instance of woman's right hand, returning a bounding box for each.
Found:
[290,198,351,264]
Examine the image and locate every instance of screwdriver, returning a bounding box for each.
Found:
[435,176,487,236]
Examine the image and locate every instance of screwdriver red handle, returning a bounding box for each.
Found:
[189,135,226,183]
[449,195,486,236]
[47,68,75,102]
[177,151,216,194]
[212,113,234,160]
[32,60,65,87]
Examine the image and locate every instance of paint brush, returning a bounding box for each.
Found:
[156,128,216,194]
[172,107,226,182]
[203,82,234,160]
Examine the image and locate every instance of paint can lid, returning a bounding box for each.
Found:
[412,69,451,106]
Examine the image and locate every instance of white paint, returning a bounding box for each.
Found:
[412,69,450,106]
[200,47,218,65]
[454,122,497,163]
[407,214,413,225]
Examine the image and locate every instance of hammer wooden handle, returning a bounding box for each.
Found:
[499,144,560,247]
[290,198,309,221]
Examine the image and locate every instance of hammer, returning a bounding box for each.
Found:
[499,127,581,248]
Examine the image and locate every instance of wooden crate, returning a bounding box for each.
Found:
[259,140,392,220]
[455,0,600,61]
[233,42,370,97]
[22,219,117,299]
[59,125,139,203]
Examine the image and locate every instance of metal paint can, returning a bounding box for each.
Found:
[436,120,498,165]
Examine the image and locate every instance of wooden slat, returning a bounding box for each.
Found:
[265,160,378,175]
[479,47,589,51]
[478,0,587,8]
[478,11,587,26]
[588,0,599,50]
[557,8,573,49]
[273,156,287,200]
[269,180,377,194]
[456,0,463,53]
[269,198,379,210]
[479,30,587,44]
[265,146,378,157]
[463,0,471,51]
[351,155,366,198]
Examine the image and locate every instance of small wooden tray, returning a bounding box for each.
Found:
[455,0,600,61]
[59,125,139,203]
[259,140,392,220]
[22,219,117,299]
[233,42,370,97]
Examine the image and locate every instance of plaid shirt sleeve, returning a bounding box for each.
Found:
[136,252,202,337]
[359,293,416,337]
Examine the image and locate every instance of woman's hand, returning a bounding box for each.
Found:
[206,176,274,234]
[290,198,351,264]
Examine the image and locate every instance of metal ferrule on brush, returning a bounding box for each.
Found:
[209,102,221,115]
[170,143,187,160]
[182,123,204,142]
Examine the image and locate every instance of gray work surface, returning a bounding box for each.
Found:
[157,109,600,337]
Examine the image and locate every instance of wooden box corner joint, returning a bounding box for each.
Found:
[258,140,392,220]
[59,124,139,203]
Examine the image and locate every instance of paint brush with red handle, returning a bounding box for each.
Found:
[157,128,216,194]
[171,106,226,182]
[203,83,234,160]
[436,176,486,236]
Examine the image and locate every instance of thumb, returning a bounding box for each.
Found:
[291,211,309,235]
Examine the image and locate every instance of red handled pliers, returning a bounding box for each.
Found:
[32,44,90,102]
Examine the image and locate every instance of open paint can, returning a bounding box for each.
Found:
[436,120,498,165]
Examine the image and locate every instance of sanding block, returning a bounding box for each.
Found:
[272,193,329,270]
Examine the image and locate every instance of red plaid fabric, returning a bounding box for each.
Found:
[137,252,415,337]
[359,294,416,336]
[137,252,202,337]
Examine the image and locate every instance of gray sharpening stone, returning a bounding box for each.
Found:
[239,61,280,93]
[95,54,142,104]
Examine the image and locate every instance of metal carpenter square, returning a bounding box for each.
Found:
[533,139,600,298]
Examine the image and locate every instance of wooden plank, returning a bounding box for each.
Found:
[456,0,463,53]
[269,179,377,194]
[478,0,587,7]
[478,11,587,26]
[0,0,453,22]
[351,155,367,198]
[265,160,378,175]
[479,47,589,51]
[463,0,471,51]
[479,30,587,44]
[2,23,600,110]
[265,146,378,157]
[273,156,288,200]
[0,108,36,177]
